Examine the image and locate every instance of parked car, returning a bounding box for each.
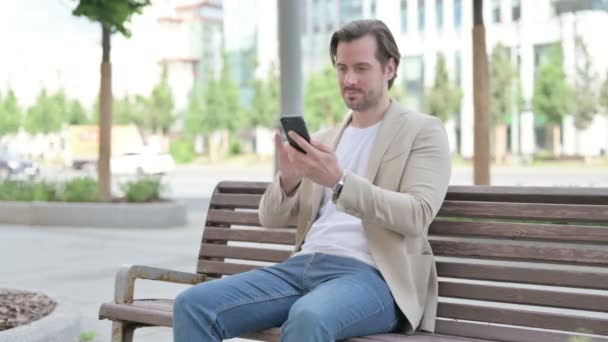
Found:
[111,150,175,176]
[0,150,40,180]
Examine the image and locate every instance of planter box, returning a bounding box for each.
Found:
[0,201,187,228]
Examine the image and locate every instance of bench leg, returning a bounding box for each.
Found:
[112,322,136,342]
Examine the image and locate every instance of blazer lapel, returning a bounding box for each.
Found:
[365,101,409,182]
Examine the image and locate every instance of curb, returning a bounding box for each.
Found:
[0,201,188,228]
[0,294,81,342]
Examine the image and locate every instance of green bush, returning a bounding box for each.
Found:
[229,139,242,155]
[170,137,196,164]
[61,177,98,202]
[32,181,58,201]
[120,177,163,203]
[0,181,34,201]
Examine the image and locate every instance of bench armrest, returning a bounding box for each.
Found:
[114,264,206,304]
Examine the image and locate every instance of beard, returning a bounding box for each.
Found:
[341,86,381,112]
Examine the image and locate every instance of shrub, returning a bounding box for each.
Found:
[61,177,98,202]
[170,137,196,164]
[120,176,163,203]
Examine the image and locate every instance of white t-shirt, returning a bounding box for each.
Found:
[293,121,382,268]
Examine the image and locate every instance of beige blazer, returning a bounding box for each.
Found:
[259,100,451,334]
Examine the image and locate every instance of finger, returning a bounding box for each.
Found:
[310,140,332,153]
[288,131,316,154]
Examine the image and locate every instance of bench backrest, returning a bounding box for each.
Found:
[198,181,608,341]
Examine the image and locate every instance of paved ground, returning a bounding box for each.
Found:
[2,164,607,341]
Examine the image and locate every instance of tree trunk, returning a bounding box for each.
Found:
[494,124,508,165]
[473,0,491,185]
[99,24,112,201]
[552,124,561,157]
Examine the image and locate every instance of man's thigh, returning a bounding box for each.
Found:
[286,272,400,339]
[179,267,302,338]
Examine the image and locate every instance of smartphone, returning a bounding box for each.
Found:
[280,115,311,154]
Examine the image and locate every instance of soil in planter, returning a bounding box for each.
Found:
[0,289,56,331]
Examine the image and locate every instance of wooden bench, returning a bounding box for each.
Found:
[99,181,608,341]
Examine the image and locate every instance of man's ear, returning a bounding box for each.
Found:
[385,57,396,80]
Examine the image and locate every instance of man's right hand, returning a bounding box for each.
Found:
[275,131,303,196]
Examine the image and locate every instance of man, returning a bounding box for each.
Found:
[174,19,451,341]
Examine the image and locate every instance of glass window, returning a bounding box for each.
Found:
[312,0,322,33]
[454,50,462,86]
[436,0,444,30]
[512,0,521,22]
[326,0,337,31]
[418,0,425,32]
[403,55,425,110]
[492,0,501,23]
[453,0,462,29]
[340,0,363,25]
[401,0,408,33]
[371,0,377,17]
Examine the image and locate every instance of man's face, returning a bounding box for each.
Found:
[335,34,395,112]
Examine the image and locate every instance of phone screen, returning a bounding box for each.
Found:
[280,116,311,154]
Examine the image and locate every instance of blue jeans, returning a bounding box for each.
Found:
[173,253,402,341]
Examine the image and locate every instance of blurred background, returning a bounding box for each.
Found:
[1,1,608,341]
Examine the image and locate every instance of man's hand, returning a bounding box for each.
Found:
[275,131,304,195]
[287,131,343,188]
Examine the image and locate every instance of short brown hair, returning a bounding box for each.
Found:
[330,19,401,89]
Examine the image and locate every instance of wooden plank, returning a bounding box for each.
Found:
[438,201,608,223]
[434,319,608,342]
[199,243,291,263]
[436,260,608,290]
[430,239,608,266]
[446,185,608,205]
[197,260,261,276]
[430,220,608,244]
[216,181,270,195]
[203,227,296,245]
[437,302,608,335]
[99,301,172,327]
[439,282,608,312]
[205,209,261,227]
[210,194,262,209]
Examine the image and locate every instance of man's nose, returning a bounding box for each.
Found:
[344,71,358,86]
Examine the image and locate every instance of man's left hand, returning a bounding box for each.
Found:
[287,131,343,188]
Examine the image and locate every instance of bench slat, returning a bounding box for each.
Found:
[445,185,608,205]
[206,209,261,227]
[438,302,608,335]
[439,201,608,223]
[430,220,608,244]
[436,260,608,290]
[197,260,260,275]
[217,181,269,195]
[210,194,262,209]
[99,300,173,328]
[199,243,292,263]
[430,239,608,266]
[439,281,608,312]
[203,227,296,245]
[434,319,606,342]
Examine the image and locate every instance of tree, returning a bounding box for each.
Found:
[216,55,245,132]
[424,53,462,123]
[0,88,22,137]
[72,0,151,200]
[304,64,345,132]
[532,45,573,157]
[24,88,66,134]
[67,99,90,125]
[146,63,175,135]
[572,36,598,132]
[601,72,608,113]
[489,44,516,164]
[250,64,279,129]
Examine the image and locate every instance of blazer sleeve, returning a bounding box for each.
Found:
[258,172,301,228]
[334,117,451,238]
